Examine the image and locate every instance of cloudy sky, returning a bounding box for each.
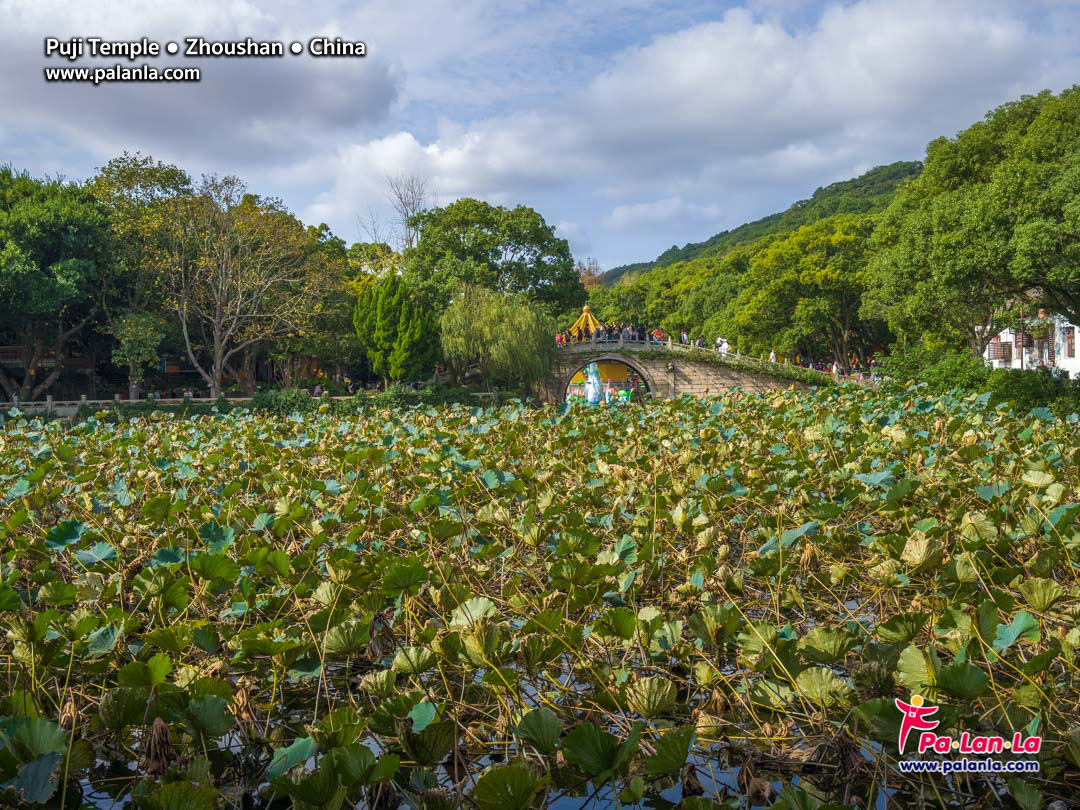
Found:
[3,0,1079,268]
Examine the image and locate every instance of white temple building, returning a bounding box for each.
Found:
[983,311,1080,378]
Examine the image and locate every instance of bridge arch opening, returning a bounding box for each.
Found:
[564,357,651,404]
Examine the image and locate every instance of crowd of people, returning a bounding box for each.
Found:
[555,322,737,354]
[555,321,883,380]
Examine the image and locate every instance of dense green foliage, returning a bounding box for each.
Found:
[0,168,112,401]
[591,86,1080,376]
[1,390,1077,807]
[883,346,1080,417]
[247,385,482,416]
[730,215,888,367]
[591,213,891,370]
[102,313,167,400]
[439,285,556,390]
[71,386,485,422]
[353,273,438,386]
[866,87,1080,354]
[602,161,921,285]
[403,198,585,314]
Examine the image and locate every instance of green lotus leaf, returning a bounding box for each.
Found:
[187,695,236,738]
[471,763,548,810]
[625,675,677,718]
[644,726,695,777]
[74,542,118,568]
[99,686,150,732]
[799,626,857,664]
[876,612,928,644]
[900,534,942,571]
[461,622,508,668]
[1017,577,1065,612]
[959,511,998,544]
[2,752,62,804]
[937,662,989,699]
[561,723,620,777]
[267,735,318,781]
[1021,470,1054,489]
[593,607,637,641]
[1006,775,1044,810]
[357,668,397,698]
[11,718,66,757]
[310,707,367,750]
[391,646,436,675]
[993,610,1041,653]
[406,700,436,733]
[795,667,853,707]
[323,617,372,656]
[514,707,562,756]
[450,596,498,628]
[38,581,77,607]
[135,782,218,810]
[896,645,938,697]
[688,602,740,647]
[397,718,456,766]
[189,553,241,582]
[270,764,346,810]
[44,520,86,551]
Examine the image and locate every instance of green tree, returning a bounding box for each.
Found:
[1002,88,1080,326]
[403,198,584,314]
[732,215,886,370]
[388,307,438,382]
[440,284,555,392]
[155,175,316,398]
[354,273,436,386]
[275,226,372,388]
[89,152,191,398]
[0,168,111,401]
[864,88,1080,356]
[103,312,167,399]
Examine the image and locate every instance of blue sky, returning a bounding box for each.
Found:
[3,0,1079,268]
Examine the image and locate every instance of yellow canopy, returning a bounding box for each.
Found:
[568,305,601,339]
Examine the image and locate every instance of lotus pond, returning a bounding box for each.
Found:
[0,388,1077,809]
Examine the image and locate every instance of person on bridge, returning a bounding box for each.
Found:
[769,349,777,363]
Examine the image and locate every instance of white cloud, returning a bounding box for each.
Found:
[2,0,1079,266]
[605,197,723,230]
[554,220,592,257]
[303,0,1079,261]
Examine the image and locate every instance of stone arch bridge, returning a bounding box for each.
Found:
[540,339,832,403]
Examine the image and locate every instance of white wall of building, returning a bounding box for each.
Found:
[983,315,1080,378]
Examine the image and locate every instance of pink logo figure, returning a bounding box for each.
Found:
[895,694,939,754]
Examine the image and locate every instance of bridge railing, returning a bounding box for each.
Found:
[556,335,876,385]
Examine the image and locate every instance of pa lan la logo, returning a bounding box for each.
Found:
[895,694,1042,756]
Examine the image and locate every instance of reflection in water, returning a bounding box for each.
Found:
[566,360,649,405]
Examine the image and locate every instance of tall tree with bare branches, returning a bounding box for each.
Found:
[385,172,433,251]
[156,176,316,397]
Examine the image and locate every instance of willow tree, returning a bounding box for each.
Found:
[156,176,315,397]
[440,284,555,392]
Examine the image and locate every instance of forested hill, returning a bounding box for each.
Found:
[601,160,922,285]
